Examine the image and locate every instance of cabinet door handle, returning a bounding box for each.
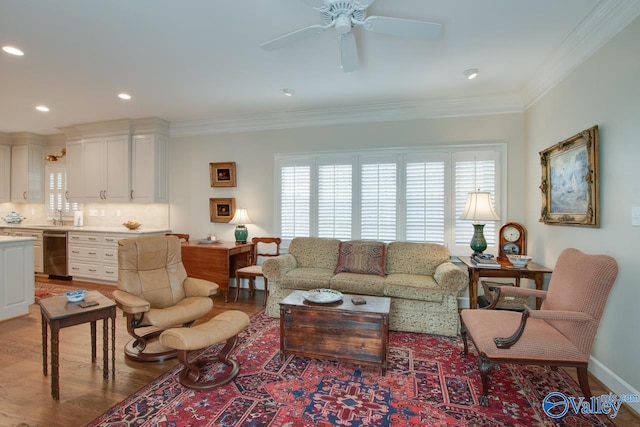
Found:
[88,252,97,255]
[65,190,69,200]
[23,191,27,199]
[130,189,135,199]
[104,190,108,199]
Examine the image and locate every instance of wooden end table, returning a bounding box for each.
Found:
[279,290,390,374]
[38,290,116,400]
[457,256,552,310]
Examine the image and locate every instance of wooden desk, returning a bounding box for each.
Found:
[457,256,552,310]
[38,291,116,400]
[181,241,254,302]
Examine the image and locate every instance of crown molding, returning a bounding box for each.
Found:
[521,0,640,108]
[169,94,524,138]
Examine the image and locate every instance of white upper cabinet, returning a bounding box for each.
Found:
[131,134,168,203]
[11,144,44,203]
[65,140,84,202]
[81,135,130,202]
[0,145,10,203]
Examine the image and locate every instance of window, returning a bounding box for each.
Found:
[275,145,503,255]
[45,163,81,218]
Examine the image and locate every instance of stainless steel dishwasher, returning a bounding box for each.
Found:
[43,231,71,278]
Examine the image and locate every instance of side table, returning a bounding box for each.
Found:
[457,256,552,310]
[38,290,116,400]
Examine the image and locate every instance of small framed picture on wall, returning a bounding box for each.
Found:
[210,198,236,223]
[210,162,237,187]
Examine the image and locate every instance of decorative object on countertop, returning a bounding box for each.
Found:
[210,198,236,223]
[539,125,599,227]
[2,211,26,224]
[123,220,141,230]
[209,162,237,187]
[459,190,500,255]
[506,254,532,268]
[64,289,87,302]
[229,208,252,244]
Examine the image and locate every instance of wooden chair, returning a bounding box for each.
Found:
[460,248,618,406]
[234,237,281,305]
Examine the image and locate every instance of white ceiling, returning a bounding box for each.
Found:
[1,0,639,137]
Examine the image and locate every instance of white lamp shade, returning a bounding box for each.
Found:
[229,208,252,225]
[460,191,500,222]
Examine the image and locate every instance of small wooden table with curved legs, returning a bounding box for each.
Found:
[38,291,116,400]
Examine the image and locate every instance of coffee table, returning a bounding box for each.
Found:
[279,290,391,374]
[38,290,116,400]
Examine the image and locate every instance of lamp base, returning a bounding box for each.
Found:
[469,223,488,255]
[234,225,248,244]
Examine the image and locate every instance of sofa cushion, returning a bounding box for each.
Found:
[330,272,386,296]
[281,267,334,290]
[289,237,341,269]
[386,242,451,276]
[384,273,444,303]
[333,240,386,277]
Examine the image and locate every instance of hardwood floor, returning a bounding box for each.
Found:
[1,277,637,427]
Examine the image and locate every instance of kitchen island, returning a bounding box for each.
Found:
[0,235,35,321]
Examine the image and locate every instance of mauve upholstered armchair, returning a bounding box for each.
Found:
[460,248,618,406]
[113,235,219,362]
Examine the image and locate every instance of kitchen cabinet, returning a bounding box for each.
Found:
[83,135,130,202]
[130,134,168,202]
[7,228,43,273]
[11,144,44,203]
[0,145,10,202]
[64,139,84,202]
[0,236,34,321]
[68,231,164,282]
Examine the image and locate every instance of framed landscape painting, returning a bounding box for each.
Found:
[210,162,236,187]
[539,125,599,227]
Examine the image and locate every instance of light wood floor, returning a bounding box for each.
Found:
[0,278,637,427]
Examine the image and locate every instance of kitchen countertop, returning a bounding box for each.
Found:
[0,224,171,234]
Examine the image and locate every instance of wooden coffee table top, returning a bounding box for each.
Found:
[279,290,390,315]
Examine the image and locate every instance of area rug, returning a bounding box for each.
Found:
[34,279,114,301]
[88,312,615,426]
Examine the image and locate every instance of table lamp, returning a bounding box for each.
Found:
[460,191,500,255]
[229,208,252,244]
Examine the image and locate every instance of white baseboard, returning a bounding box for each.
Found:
[589,355,640,415]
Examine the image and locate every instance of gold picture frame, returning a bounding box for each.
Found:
[210,198,236,223]
[539,125,599,227]
[209,162,237,187]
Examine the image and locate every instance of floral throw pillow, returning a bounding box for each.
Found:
[334,241,386,277]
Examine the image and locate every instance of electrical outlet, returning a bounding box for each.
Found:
[100,209,105,216]
[116,210,121,217]
[89,210,98,217]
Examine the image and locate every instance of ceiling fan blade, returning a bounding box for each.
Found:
[354,0,377,8]
[340,33,359,72]
[363,16,442,39]
[260,25,327,51]
[299,0,328,10]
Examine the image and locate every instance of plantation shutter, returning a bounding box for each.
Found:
[280,165,311,239]
[405,160,445,243]
[453,152,499,251]
[46,163,79,217]
[360,160,397,241]
[318,163,352,239]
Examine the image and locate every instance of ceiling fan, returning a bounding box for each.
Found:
[260,0,442,72]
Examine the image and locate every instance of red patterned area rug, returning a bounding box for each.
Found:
[34,279,114,301]
[88,312,614,426]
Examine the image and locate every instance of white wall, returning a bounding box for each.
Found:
[169,113,525,243]
[525,16,640,407]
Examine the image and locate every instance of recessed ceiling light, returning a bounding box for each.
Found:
[464,69,479,80]
[35,105,50,112]
[118,93,132,100]
[282,88,295,97]
[2,46,24,56]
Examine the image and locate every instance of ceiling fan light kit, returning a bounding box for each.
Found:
[261,0,442,72]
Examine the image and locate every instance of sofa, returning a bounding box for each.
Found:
[262,237,469,336]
